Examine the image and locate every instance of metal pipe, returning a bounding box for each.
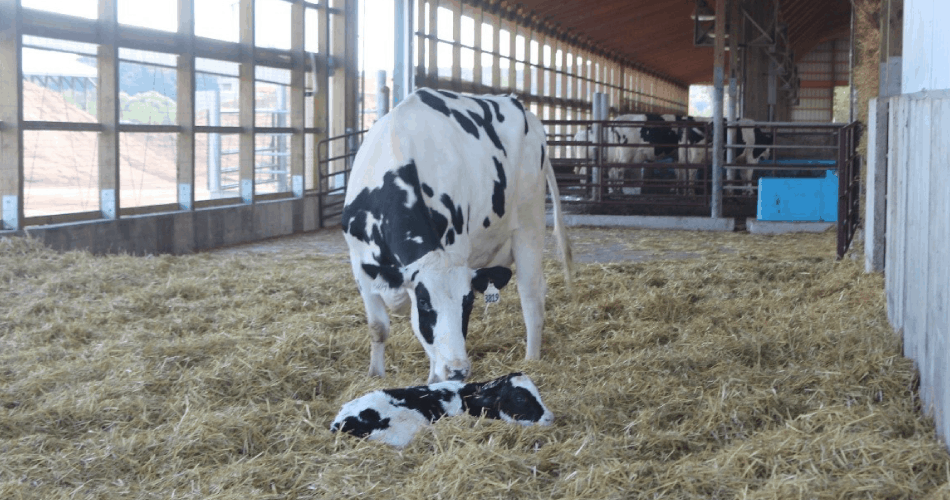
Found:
[711,0,726,218]
[377,69,390,117]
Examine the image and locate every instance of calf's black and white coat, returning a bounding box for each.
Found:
[330,372,554,448]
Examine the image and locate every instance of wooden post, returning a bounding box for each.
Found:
[0,0,24,230]
[314,2,329,192]
[177,0,196,210]
[490,13,500,89]
[472,6,482,88]
[507,22,516,90]
[416,0,426,86]
[239,0,255,204]
[521,28,531,93]
[711,0,726,218]
[98,0,121,218]
[879,0,903,97]
[290,0,305,197]
[427,0,438,83]
[451,1,461,86]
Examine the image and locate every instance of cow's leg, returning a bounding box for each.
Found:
[511,227,547,360]
[360,290,390,377]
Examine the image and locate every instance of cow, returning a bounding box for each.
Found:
[730,119,776,185]
[572,114,707,194]
[341,87,573,384]
[330,372,554,448]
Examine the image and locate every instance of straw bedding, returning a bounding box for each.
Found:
[1,228,948,499]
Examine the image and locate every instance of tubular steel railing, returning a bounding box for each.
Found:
[316,129,366,228]
[547,119,849,219]
[544,118,714,212]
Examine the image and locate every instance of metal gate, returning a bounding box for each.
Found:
[836,121,861,259]
[316,129,364,228]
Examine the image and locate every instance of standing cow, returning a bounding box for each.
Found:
[341,88,573,384]
[573,114,706,194]
[731,118,776,185]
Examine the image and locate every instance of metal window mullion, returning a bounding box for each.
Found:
[0,0,24,230]
[98,0,120,220]
[239,0,255,204]
[290,0,305,197]
[177,0,196,211]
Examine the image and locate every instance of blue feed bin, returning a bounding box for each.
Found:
[757,169,838,222]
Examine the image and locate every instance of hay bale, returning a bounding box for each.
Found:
[1,229,948,499]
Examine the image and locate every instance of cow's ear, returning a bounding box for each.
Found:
[471,266,513,293]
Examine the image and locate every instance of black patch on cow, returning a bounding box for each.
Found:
[421,183,434,197]
[415,282,438,344]
[466,205,471,233]
[488,99,505,122]
[416,89,451,117]
[452,109,480,139]
[466,104,507,157]
[638,114,679,158]
[440,194,464,235]
[540,144,546,170]
[509,97,529,134]
[459,373,546,422]
[483,217,491,228]
[445,229,455,246]
[383,386,456,422]
[491,157,507,217]
[472,266,512,293]
[411,270,419,282]
[752,128,774,161]
[468,111,508,156]
[342,161,444,285]
[361,263,404,289]
[332,408,391,438]
[437,89,459,100]
[429,207,449,242]
[461,291,475,339]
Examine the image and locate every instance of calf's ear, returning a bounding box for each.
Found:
[471,266,513,293]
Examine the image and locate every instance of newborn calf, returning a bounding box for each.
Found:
[330,372,554,447]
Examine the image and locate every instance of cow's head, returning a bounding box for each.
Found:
[752,129,775,162]
[403,254,513,383]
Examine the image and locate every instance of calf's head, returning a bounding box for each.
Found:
[461,372,555,426]
[405,257,512,383]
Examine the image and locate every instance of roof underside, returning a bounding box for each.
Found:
[510,0,852,86]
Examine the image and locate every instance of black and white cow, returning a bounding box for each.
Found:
[341,88,573,384]
[573,114,706,194]
[330,372,554,448]
[731,118,776,183]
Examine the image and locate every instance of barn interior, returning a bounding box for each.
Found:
[2,0,857,255]
[3,1,950,498]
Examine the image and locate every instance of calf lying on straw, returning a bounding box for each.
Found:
[330,372,554,447]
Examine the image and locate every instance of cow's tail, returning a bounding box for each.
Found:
[543,149,574,291]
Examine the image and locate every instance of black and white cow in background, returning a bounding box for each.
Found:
[730,118,776,184]
[572,113,707,194]
[330,372,554,448]
[342,88,573,384]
